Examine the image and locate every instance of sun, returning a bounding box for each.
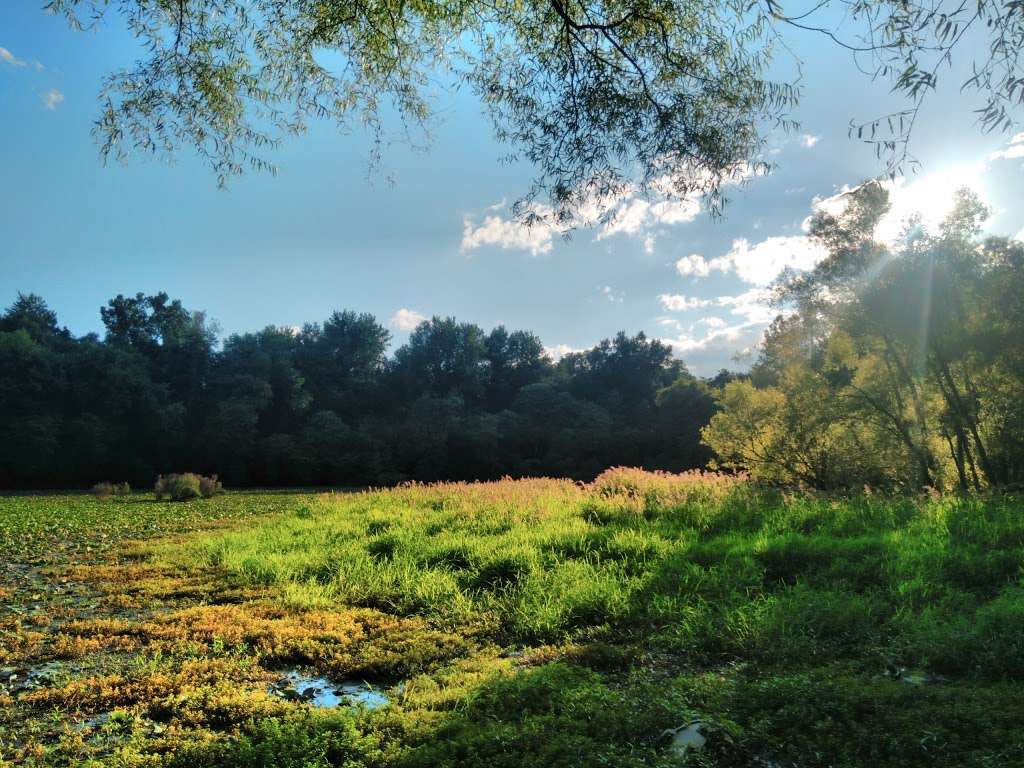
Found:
[875,163,989,243]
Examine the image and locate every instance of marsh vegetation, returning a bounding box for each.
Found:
[2,471,1022,766]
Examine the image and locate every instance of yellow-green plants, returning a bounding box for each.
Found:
[91,481,131,500]
[154,473,223,501]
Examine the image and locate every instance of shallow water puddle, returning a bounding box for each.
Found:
[269,670,391,709]
[2,660,79,694]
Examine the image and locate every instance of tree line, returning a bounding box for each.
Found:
[0,295,721,489]
[704,184,1024,491]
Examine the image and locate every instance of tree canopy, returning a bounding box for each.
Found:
[0,294,716,488]
[47,0,1024,220]
[704,183,1024,491]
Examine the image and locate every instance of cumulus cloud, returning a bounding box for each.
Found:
[544,343,585,360]
[660,287,778,325]
[0,46,25,67]
[700,317,729,329]
[675,253,732,278]
[600,285,624,303]
[659,321,767,375]
[598,198,652,238]
[675,237,827,287]
[800,134,820,148]
[389,308,427,332]
[719,236,829,286]
[713,288,777,324]
[462,166,753,256]
[806,163,992,245]
[988,133,1024,162]
[595,192,703,241]
[460,209,557,257]
[659,293,712,311]
[42,88,64,111]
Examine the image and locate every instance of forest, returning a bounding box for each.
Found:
[0,294,718,489]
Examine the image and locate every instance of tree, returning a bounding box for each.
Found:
[560,331,681,421]
[485,326,550,410]
[0,293,67,344]
[392,317,490,405]
[707,184,1024,491]
[46,1,1024,219]
[297,311,391,418]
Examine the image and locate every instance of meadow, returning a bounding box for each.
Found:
[2,470,1023,767]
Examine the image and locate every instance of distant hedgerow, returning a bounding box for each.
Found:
[155,473,224,501]
[91,481,131,500]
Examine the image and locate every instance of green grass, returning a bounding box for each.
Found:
[2,471,1023,767]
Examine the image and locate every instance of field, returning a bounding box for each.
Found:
[2,470,1023,767]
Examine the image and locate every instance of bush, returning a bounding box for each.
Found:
[199,474,224,498]
[91,481,131,500]
[155,473,224,501]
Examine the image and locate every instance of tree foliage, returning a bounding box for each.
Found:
[45,1,1024,218]
[704,184,1024,490]
[0,294,716,488]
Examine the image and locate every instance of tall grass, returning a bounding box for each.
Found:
[186,472,1024,677]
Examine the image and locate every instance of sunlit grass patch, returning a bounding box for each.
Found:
[2,475,1024,766]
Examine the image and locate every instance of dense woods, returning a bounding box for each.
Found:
[0,297,716,489]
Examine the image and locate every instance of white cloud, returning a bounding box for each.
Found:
[660,286,777,323]
[806,165,991,245]
[598,198,651,238]
[658,321,766,373]
[988,132,1024,162]
[389,308,427,332]
[877,163,989,243]
[460,207,557,256]
[720,236,829,286]
[700,317,729,329]
[800,134,820,148]
[595,193,702,240]
[544,344,585,361]
[600,285,624,303]
[675,253,732,278]
[649,197,703,226]
[661,322,756,354]
[1016,227,1024,242]
[42,88,64,111]
[713,287,778,324]
[659,293,712,311]
[0,46,26,67]
[462,165,753,256]
[678,237,827,287]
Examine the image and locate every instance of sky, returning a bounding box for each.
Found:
[2,4,1023,376]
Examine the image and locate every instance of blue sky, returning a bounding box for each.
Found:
[2,4,1023,375]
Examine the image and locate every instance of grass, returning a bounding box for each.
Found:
[1,469,1023,766]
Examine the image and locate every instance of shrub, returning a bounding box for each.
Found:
[155,473,223,501]
[199,474,224,498]
[590,466,745,507]
[91,481,131,500]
